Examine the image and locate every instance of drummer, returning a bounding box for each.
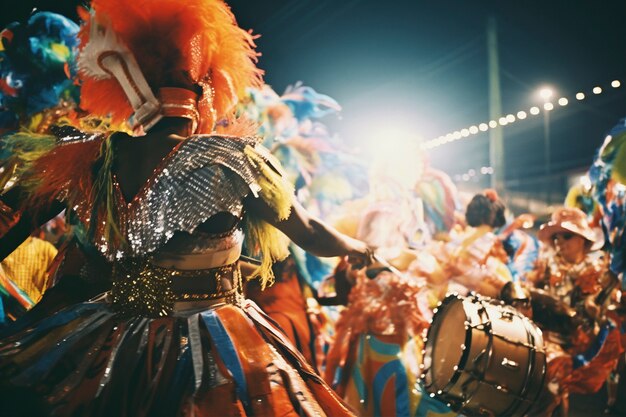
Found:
[530,207,613,328]
[527,207,623,414]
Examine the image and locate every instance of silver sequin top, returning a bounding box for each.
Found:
[71,134,279,260]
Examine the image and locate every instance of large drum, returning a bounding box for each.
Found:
[422,294,546,416]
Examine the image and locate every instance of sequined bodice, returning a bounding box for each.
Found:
[70,134,272,260]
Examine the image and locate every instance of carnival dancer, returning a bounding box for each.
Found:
[0,1,374,416]
[527,207,622,416]
[423,190,512,300]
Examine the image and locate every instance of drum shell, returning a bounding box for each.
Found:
[423,295,546,417]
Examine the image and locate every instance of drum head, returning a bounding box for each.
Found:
[428,299,468,391]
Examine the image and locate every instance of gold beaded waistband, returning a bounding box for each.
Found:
[111,258,243,317]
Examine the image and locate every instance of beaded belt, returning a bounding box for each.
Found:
[111,257,243,317]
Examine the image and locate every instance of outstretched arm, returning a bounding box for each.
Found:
[245,195,373,268]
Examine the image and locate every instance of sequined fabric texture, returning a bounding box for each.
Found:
[111,258,243,317]
[70,134,270,260]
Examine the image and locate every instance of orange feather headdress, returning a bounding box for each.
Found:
[77,0,263,133]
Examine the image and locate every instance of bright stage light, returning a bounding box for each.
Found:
[479,123,489,131]
[517,111,527,119]
[529,106,540,115]
[576,92,585,100]
[539,88,554,101]
[488,120,498,128]
[543,102,554,111]
[558,97,568,106]
[593,86,602,94]
[366,126,423,190]
[612,80,621,88]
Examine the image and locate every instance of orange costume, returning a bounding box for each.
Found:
[531,250,623,395]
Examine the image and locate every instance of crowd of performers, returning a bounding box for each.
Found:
[0,1,625,416]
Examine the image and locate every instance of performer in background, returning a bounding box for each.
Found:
[426,190,512,299]
[322,183,454,417]
[527,207,622,416]
[0,1,373,416]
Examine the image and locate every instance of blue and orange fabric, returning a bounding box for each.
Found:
[0,298,356,417]
[324,272,455,417]
[335,332,454,417]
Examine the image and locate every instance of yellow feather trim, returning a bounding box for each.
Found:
[0,131,57,191]
[243,144,293,288]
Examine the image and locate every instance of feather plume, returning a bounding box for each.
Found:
[20,137,103,214]
[78,0,263,131]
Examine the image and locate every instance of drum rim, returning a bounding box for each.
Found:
[422,293,474,406]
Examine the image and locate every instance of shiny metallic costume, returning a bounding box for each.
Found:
[74,135,264,260]
[0,135,354,417]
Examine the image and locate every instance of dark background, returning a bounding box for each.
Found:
[2,0,626,198]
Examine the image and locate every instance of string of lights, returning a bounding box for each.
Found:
[421,79,622,150]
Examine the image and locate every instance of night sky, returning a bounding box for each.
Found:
[2,0,626,195]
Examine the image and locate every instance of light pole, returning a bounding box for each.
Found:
[538,87,554,202]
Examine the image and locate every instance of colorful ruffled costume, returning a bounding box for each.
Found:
[424,224,513,300]
[323,270,454,417]
[0,0,356,415]
[0,12,80,134]
[0,12,83,324]
[529,248,623,410]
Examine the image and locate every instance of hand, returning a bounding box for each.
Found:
[346,240,375,270]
